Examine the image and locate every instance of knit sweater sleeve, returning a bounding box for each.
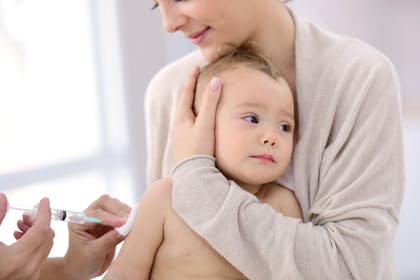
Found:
[145,51,204,184]
[171,46,404,279]
[172,156,303,279]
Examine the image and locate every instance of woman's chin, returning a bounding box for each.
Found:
[199,46,223,62]
[199,49,213,62]
[200,42,243,62]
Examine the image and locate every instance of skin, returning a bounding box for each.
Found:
[105,178,248,280]
[0,194,54,280]
[153,0,296,92]
[0,193,131,280]
[159,0,297,169]
[170,65,220,166]
[156,0,259,61]
[115,1,299,278]
[105,66,301,280]
[213,66,295,195]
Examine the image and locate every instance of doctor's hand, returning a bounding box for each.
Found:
[0,193,6,224]
[61,195,130,280]
[0,194,54,280]
[171,66,222,167]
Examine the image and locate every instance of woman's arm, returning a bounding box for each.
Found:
[144,51,204,184]
[170,53,404,279]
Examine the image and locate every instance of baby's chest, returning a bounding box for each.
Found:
[151,211,247,279]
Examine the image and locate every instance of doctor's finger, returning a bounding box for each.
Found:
[0,193,8,224]
[34,198,52,227]
[17,198,54,250]
[88,195,131,217]
[83,208,128,228]
[17,219,31,233]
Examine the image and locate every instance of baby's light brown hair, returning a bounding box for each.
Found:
[194,43,283,115]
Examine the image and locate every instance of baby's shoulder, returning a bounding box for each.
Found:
[142,178,173,207]
[261,182,295,200]
[260,183,302,219]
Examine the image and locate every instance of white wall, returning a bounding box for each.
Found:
[398,118,420,279]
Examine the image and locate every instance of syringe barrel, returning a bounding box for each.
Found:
[8,204,96,224]
[36,206,87,224]
[62,210,86,224]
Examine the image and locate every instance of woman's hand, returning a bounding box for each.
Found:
[1,194,54,280]
[171,66,222,167]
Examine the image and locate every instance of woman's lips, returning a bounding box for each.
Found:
[250,155,276,163]
[188,27,210,45]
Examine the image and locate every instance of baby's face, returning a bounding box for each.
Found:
[214,66,295,189]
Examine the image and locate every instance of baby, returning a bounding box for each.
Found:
[105,44,302,280]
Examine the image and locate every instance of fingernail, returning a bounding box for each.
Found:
[121,213,130,223]
[41,197,50,206]
[210,77,221,91]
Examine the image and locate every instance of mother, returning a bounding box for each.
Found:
[145,0,404,279]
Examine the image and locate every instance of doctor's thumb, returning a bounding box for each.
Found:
[0,193,8,225]
[96,229,125,254]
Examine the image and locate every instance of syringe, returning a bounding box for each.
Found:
[8,204,101,224]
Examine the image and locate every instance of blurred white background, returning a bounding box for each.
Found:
[0,0,418,278]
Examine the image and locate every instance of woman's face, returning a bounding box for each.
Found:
[153,0,260,61]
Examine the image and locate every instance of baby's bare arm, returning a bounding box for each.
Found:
[260,182,303,219]
[104,178,173,280]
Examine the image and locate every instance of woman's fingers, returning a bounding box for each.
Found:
[196,76,222,134]
[171,66,223,166]
[175,65,200,121]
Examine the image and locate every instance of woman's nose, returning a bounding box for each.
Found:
[160,5,187,33]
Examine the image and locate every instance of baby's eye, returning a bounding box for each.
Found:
[243,115,259,124]
[277,124,292,132]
